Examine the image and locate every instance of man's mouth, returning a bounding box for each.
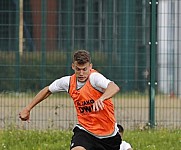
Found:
[78,76,85,81]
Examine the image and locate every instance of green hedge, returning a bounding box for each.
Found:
[0,51,109,92]
[0,51,147,92]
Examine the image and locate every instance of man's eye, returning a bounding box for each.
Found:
[75,67,87,71]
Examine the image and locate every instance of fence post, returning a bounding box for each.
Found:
[66,0,73,74]
[149,0,157,128]
[41,0,47,88]
[15,0,20,92]
[106,0,113,78]
[87,0,93,51]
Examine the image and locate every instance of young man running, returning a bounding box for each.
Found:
[19,50,121,150]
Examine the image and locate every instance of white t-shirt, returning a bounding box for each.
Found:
[120,141,132,150]
[49,72,111,93]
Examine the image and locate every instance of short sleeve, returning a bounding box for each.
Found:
[49,76,70,93]
[89,72,112,92]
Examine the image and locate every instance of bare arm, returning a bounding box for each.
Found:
[19,86,52,121]
[99,81,120,100]
[93,82,120,111]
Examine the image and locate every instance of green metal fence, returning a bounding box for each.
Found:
[0,0,180,130]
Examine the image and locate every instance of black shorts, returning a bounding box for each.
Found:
[70,127,122,150]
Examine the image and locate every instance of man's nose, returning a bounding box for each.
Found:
[80,70,84,75]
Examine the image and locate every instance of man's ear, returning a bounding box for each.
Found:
[90,63,93,70]
[72,63,75,70]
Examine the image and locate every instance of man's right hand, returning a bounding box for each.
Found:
[19,108,30,122]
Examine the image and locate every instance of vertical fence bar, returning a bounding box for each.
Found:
[106,0,113,51]
[106,0,113,78]
[19,0,23,55]
[123,0,130,90]
[72,0,75,51]
[15,0,20,91]
[113,0,117,53]
[66,0,72,74]
[98,0,103,51]
[88,0,93,51]
[149,0,157,128]
[85,0,88,50]
[41,0,47,88]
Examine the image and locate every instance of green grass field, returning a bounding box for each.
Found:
[0,128,180,150]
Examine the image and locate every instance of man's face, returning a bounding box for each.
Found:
[72,61,92,82]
